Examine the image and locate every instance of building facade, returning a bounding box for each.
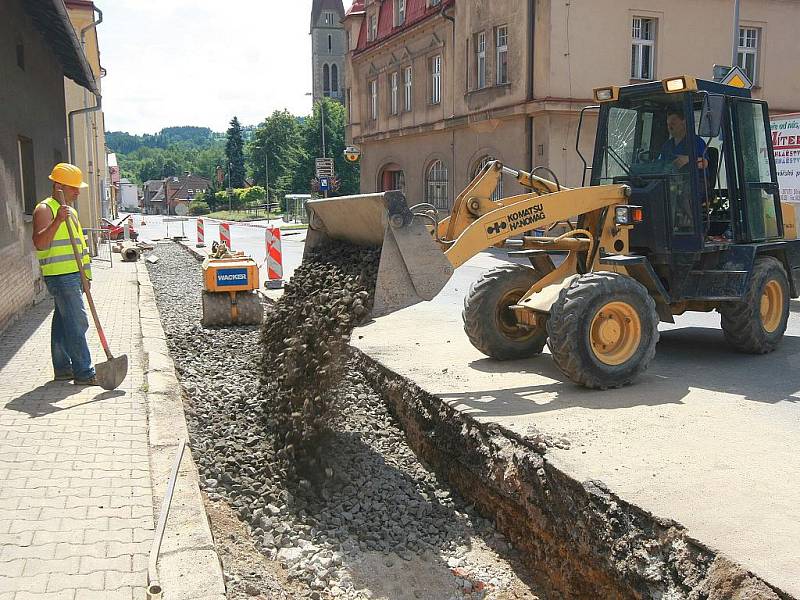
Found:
[0,0,97,331]
[311,0,347,104]
[143,175,210,216]
[65,0,107,228]
[343,0,800,211]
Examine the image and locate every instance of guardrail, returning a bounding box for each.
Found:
[83,228,113,266]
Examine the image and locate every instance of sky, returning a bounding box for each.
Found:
[99,0,345,135]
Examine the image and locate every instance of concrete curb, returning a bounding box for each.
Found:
[136,260,227,600]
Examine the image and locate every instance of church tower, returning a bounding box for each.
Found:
[310,0,347,105]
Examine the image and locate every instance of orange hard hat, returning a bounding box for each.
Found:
[49,163,88,189]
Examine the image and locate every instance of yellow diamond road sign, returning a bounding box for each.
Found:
[722,66,752,89]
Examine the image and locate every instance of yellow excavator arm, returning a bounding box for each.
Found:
[305,161,632,317]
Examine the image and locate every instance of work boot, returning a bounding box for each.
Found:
[53,371,74,381]
[73,376,98,386]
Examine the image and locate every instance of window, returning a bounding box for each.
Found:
[395,0,406,26]
[430,55,442,105]
[369,80,378,120]
[331,65,339,93]
[18,136,36,215]
[368,14,378,42]
[328,35,332,54]
[495,26,508,85]
[16,42,24,70]
[427,160,449,210]
[736,100,780,240]
[323,11,335,25]
[323,64,330,96]
[390,72,399,115]
[380,167,405,192]
[403,66,413,111]
[346,88,352,122]
[737,27,760,84]
[631,17,656,80]
[475,32,487,89]
[473,156,503,202]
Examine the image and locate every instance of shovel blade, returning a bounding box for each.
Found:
[95,354,128,391]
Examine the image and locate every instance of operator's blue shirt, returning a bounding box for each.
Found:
[659,135,707,162]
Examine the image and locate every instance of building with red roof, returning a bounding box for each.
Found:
[341,0,800,214]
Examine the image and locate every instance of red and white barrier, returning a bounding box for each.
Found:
[219,222,231,249]
[196,218,205,247]
[265,226,283,289]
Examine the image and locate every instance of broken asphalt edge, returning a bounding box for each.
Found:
[136,259,227,600]
[348,348,797,600]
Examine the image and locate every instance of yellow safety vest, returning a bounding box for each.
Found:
[36,197,92,279]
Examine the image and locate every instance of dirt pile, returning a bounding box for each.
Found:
[259,242,380,467]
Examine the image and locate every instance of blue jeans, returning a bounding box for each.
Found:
[44,273,95,380]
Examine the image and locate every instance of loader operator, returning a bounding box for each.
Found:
[32,163,96,386]
[658,108,711,232]
[659,108,709,172]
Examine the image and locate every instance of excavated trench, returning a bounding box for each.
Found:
[351,344,791,600]
[148,239,789,600]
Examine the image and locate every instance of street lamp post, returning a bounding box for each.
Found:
[320,101,326,159]
[228,162,232,212]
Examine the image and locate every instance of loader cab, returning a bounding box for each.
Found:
[589,77,783,256]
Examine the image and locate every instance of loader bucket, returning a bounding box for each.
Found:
[305,191,454,318]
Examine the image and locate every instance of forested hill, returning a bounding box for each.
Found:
[106,126,218,154]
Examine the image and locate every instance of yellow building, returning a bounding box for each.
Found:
[64,0,106,228]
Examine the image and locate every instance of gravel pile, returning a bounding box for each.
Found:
[146,242,536,599]
[259,242,379,468]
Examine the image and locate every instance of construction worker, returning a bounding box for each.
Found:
[32,163,96,385]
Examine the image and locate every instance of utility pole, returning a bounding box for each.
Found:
[731,0,741,68]
[265,150,270,214]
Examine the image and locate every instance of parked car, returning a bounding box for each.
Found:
[101,217,138,241]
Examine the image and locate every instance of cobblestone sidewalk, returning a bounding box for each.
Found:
[0,261,153,600]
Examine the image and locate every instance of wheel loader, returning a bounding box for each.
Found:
[305,76,800,389]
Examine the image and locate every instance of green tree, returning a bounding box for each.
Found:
[247,110,302,204]
[241,186,266,207]
[291,99,359,196]
[225,116,246,188]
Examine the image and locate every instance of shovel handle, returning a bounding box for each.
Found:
[57,191,114,361]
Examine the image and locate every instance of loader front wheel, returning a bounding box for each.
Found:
[463,265,547,360]
[547,272,659,389]
[719,256,789,353]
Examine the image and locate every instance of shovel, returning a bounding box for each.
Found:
[58,191,128,390]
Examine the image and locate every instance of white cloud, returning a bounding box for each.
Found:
[98,0,322,134]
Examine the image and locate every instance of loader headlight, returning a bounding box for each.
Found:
[662,76,698,93]
[614,205,643,225]
[593,86,618,102]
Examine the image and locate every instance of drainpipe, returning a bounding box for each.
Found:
[527,0,536,172]
[67,5,103,226]
[440,2,456,206]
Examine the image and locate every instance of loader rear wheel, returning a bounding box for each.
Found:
[463,265,547,360]
[719,256,789,353]
[547,272,659,389]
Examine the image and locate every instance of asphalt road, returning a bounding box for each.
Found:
[130,213,530,298]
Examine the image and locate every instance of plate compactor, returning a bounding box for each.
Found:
[201,249,263,327]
